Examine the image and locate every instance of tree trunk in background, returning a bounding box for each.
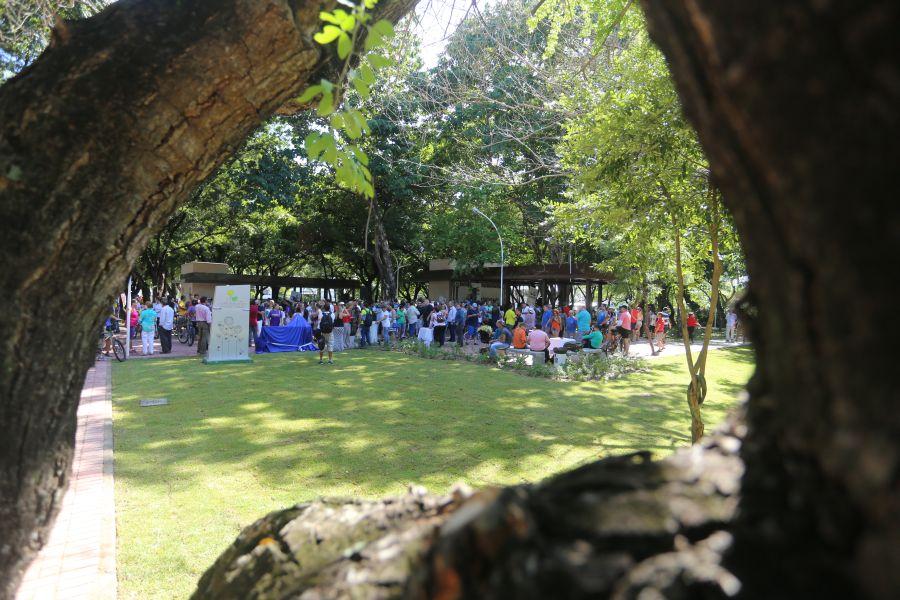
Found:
[641,0,900,596]
[369,209,396,301]
[0,0,418,593]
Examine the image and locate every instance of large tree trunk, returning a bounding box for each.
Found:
[640,1,900,596]
[0,0,417,594]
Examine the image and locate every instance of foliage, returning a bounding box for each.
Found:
[0,0,105,77]
[389,337,645,382]
[301,0,397,198]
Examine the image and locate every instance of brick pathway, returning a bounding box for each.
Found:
[17,360,116,600]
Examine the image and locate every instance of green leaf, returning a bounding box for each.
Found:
[323,140,338,165]
[351,145,370,166]
[319,78,334,92]
[306,133,332,161]
[340,15,356,32]
[295,84,322,104]
[364,30,381,51]
[358,63,376,85]
[372,20,395,39]
[314,25,342,45]
[329,113,345,131]
[368,53,394,69]
[344,114,361,139]
[351,76,370,99]
[363,0,378,9]
[337,32,352,59]
[317,89,334,116]
[319,11,340,25]
[348,109,370,134]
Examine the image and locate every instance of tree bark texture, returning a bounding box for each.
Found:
[0,0,417,594]
[193,421,744,599]
[640,1,900,597]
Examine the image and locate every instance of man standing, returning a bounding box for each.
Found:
[455,302,466,346]
[504,304,517,328]
[158,300,175,354]
[522,302,535,331]
[447,302,457,343]
[541,304,553,330]
[405,302,419,338]
[359,302,371,348]
[317,301,336,365]
[195,296,212,355]
[726,309,738,343]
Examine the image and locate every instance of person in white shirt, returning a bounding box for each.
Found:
[447,303,457,343]
[726,309,738,343]
[378,303,392,346]
[405,303,420,337]
[158,300,175,354]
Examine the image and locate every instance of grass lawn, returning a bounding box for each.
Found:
[111,346,754,599]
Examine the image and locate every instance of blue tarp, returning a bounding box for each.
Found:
[255,315,318,353]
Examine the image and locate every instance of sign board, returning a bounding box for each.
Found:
[205,284,251,364]
[139,398,169,407]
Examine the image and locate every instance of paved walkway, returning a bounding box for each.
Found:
[17,360,116,600]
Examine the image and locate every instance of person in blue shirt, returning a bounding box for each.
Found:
[541,305,553,330]
[596,305,609,331]
[489,320,513,358]
[576,306,592,337]
[565,313,577,337]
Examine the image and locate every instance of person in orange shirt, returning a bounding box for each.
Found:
[631,306,643,341]
[512,321,527,349]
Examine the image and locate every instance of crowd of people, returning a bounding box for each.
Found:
[108,293,742,361]
[241,297,743,364]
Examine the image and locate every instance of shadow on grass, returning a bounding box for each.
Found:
[111,347,754,498]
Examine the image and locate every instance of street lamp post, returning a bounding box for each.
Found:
[472,207,504,308]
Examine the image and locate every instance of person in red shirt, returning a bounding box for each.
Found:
[655,313,666,352]
[249,299,259,347]
[686,312,699,343]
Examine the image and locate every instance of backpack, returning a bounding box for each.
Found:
[320,311,334,333]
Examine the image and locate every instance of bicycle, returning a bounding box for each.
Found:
[97,329,126,362]
[175,315,195,345]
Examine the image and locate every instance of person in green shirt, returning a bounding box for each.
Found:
[581,325,604,350]
[138,302,158,355]
[504,305,517,327]
[395,304,406,339]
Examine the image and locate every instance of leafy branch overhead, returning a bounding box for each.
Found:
[297,0,397,198]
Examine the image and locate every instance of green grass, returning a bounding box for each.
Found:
[112,347,754,599]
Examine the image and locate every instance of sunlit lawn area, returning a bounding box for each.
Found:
[112,347,754,599]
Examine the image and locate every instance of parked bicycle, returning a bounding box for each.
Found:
[175,315,195,345]
[97,329,126,362]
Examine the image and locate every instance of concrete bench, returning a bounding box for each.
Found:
[581,348,604,355]
[507,348,546,365]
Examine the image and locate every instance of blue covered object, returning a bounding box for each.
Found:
[255,315,318,353]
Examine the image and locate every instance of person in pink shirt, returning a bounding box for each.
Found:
[527,325,551,363]
[617,305,632,354]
